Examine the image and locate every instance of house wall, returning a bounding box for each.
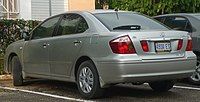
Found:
[19,0,31,20]
[51,0,68,17]
[31,0,50,20]
[68,0,95,11]
[0,4,3,17]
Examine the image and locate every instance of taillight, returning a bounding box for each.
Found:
[177,39,183,50]
[186,39,192,51]
[140,40,149,52]
[109,35,136,54]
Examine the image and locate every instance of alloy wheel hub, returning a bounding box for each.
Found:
[191,61,200,82]
[79,67,94,93]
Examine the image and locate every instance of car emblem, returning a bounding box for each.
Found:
[160,32,165,40]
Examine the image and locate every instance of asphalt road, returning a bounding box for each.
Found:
[0,79,200,102]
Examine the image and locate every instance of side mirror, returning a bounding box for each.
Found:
[23,32,30,41]
[24,36,30,41]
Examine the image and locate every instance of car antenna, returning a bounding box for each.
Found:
[114,8,119,20]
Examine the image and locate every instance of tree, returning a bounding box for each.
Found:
[96,0,116,9]
[107,0,200,16]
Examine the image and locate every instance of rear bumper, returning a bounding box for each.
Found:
[96,57,196,87]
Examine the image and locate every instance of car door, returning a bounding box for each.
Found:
[23,16,61,76]
[49,14,89,77]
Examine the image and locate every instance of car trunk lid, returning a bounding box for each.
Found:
[126,30,189,60]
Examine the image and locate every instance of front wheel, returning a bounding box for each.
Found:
[12,56,24,86]
[149,81,174,92]
[76,60,104,99]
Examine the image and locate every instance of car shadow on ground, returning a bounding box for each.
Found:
[20,79,181,100]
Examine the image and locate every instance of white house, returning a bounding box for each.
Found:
[0,0,95,20]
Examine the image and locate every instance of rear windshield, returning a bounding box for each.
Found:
[94,12,169,31]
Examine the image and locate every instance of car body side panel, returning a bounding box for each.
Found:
[4,40,25,74]
[23,38,51,76]
[48,33,86,78]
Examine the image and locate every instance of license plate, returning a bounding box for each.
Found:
[155,42,171,52]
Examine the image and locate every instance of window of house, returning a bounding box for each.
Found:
[1,0,19,19]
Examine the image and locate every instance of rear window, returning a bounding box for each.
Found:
[94,12,169,31]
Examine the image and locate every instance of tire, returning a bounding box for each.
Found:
[12,56,24,86]
[149,81,174,92]
[188,60,200,85]
[76,60,104,99]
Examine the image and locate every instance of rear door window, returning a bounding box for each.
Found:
[56,14,89,36]
[154,17,165,23]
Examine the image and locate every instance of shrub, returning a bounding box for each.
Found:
[97,0,200,16]
[0,56,3,74]
[0,19,40,74]
[0,19,40,54]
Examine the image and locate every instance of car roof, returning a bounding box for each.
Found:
[154,13,200,18]
[48,10,137,19]
[89,9,130,14]
[62,9,136,14]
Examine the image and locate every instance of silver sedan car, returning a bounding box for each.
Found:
[4,10,196,99]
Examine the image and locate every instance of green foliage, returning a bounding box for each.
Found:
[0,19,40,54]
[0,57,3,74]
[96,0,117,9]
[107,0,200,16]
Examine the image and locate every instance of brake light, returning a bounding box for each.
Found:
[140,40,149,52]
[186,39,192,51]
[177,39,183,50]
[109,35,136,54]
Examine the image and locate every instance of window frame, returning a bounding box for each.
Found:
[29,15,62,40]
[54,13,89,37]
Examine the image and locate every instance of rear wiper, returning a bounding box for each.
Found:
[113,25,141,30]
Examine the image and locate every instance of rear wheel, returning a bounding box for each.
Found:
[76,60,104,99]
[12,56,24,86]
[149,81,174,92]
[188,60,200,84]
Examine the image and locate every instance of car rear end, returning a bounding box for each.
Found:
[90,11,196,87]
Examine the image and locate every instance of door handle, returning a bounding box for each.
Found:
[43,43,50,48]
[73,40,82,44]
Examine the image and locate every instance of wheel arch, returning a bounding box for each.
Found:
[74,56,96,81]
[7,53,18,73]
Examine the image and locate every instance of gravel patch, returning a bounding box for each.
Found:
[0,74,12,81]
